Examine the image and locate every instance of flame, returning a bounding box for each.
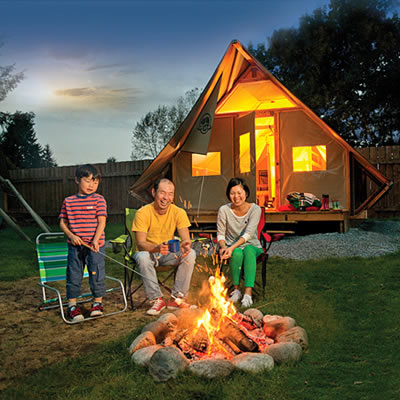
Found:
[194,268,237,357]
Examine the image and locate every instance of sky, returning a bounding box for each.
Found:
[1,0,331,166]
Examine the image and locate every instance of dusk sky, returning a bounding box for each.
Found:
[1,0,332,166]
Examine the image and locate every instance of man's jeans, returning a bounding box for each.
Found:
[134,249,196,300]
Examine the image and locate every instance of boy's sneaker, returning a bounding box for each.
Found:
[241,294,253,308]
[90,302,104,317]
[167,297,197,310]
[146,297,166,316]
[68,305,84,322]
[229,289,242,303]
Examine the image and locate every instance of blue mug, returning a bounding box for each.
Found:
[168,239,180,253]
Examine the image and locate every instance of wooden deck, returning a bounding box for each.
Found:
[187,209,367,234]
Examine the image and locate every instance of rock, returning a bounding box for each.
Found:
[262,314,282,324]
[188,359,234,379]
[243,309,264,327]
[264,342,302,365]
[128,331,156,354]
[158,313,179,342]
[276,326,308,350]
[231,353,274,373]
[131,345,162,367]
[263,317,296,338]
[157,313,178,331]
[173,308,204,330]
[141,321,169,343]
[148,347,189,382]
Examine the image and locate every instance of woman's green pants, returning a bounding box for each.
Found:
[229,245,263,287]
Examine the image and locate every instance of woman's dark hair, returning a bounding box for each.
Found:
[75,164,101,181]
[226,177,250,200]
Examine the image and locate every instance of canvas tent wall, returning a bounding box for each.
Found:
[129,40,391,217]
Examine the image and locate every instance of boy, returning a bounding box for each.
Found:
[59,164,107,322]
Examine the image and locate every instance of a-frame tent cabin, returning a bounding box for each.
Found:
[130,40,391,231]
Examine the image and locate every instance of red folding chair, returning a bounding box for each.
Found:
[256,207,284,296]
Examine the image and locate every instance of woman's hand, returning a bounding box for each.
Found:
[220,247,233,260]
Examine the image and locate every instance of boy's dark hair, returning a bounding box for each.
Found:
[226,177,250,200]
[75,164,101,181]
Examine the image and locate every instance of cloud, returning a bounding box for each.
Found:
[54,87,96,97]
[86,63,124,71]
[53,86,142,110]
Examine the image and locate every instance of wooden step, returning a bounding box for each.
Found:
[265,220,298,224]
[266,230,296,234]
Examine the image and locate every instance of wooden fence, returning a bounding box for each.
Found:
[4,160,151,224]
[2,145,400,225]
[356,146,400,217]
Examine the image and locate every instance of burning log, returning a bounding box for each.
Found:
[192,324,209,353]
[217,317,259,354]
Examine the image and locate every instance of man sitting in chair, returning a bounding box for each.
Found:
[132,178,197,315]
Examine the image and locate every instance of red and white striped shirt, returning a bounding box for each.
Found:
[59,193,107,246]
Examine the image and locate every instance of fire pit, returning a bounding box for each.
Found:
[129,270,308,381]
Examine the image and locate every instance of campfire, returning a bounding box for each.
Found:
[129,269,308,381]
[178,269,264,360]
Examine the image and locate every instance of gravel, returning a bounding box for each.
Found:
[267,220,400,260]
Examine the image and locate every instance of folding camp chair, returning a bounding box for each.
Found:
[37,232,127,324]
[110,208,176,309]
[256,207,284,297]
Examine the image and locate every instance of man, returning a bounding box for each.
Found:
[132,178,197,315]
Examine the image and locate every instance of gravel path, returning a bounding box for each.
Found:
[267,220,400,260]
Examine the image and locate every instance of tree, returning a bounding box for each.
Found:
[131,88,201,160]
[0,111,57,168]
[40,144,57,167]
[107,156,117,163]
[0,41,24,102]
[249,0,400,146]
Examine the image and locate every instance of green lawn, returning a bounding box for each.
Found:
[1,223,399,399]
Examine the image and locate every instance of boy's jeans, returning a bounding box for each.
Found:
[66,244,106,299]
[134,249,196,300]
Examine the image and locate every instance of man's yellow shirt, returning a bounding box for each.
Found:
[131,203,191,245]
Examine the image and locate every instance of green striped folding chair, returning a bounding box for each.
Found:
[37,232,127,324]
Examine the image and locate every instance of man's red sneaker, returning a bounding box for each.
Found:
[146,297,166,316]
[167,297,197,310]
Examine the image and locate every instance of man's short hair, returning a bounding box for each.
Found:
[226,177,250,200]
[153,178,174,192]
[75,164,101,181]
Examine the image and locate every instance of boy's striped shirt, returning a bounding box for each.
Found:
[59,193,107,246]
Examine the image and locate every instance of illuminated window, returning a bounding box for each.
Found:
[293,145,326,172]
[192,152,221,176]
[239,132,251,173]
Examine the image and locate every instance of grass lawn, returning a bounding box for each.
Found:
[1,223,399,399]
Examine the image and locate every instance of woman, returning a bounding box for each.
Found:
[217,177,263,308]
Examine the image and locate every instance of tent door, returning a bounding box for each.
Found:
[254,113,276,209]
[234,112,256,203]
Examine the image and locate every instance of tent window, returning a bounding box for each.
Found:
[239,132,251,173]
[192,152,221,176]
[293,145,326,172]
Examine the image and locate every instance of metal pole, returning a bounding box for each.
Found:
[0,207,32,242]
[0,175,51,233]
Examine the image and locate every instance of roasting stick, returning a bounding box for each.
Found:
[80,242,165,287]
